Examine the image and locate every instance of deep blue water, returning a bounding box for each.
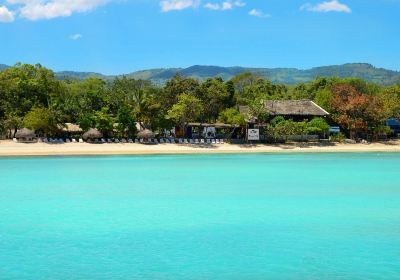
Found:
[0,153,400,279]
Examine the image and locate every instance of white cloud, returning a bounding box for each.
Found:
[300,0,351,13]
[204,2,219,10]
[248,8,270,18]
[203,0,245,11]
[70,33,82,40]
[0,5,15,22]
[160,0,199,12]
[5,0,110,20]
[233,0,245,7]
[221,2,232,10]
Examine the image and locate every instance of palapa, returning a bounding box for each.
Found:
[15,128,35,139]
[82,128,103,140]
[137,129,155,139]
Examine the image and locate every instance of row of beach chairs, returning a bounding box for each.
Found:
[33,137,225,144]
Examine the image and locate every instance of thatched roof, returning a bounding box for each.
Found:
[15,128,35,138]
[263,100,329,116]
[240,100,329,122]
[187,123,236,128]
[82,128,103,139]
[137,129,155,139]
[60,123,82,133]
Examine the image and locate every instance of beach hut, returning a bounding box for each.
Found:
[15,128,36,143]
[61,123,83,133]
[239,100,329,123]
[137,129,155,143]
[82,128,103,142]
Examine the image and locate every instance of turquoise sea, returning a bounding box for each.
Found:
[0,153,400,279]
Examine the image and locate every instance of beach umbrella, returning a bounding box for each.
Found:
[15,128,36,139]
[82,128,103,140]
[137,129,155,139]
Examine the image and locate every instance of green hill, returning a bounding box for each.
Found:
[0,64,9,71]
[1,63,399,85]
[55,71,109,80]
[125,63,400,86]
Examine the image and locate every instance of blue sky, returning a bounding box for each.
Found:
[0,0,399,74]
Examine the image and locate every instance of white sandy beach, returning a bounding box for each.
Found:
[1,140,400,156]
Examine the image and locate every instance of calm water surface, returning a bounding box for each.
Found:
[0,153,400,279]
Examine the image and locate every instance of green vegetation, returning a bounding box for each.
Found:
[1,63,399,141]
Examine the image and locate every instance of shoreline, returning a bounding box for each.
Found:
[1,140,400,157]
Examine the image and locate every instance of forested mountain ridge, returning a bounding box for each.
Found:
[1,63,399,85]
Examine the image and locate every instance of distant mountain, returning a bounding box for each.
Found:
[1,63,399,85]
[125,63,400,86]
[0,64,9,71]
[55,71,109,80]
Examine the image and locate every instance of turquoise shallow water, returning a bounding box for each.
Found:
[0,153,400,279]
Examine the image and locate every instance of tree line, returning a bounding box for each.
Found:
[0,63,399,140]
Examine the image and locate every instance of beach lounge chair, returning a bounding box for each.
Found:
[13,138,17,142]
[153,139,159,144]
[135,139,139,143]
[121,138,127,143]
[200,139,205,144]
[43,138,49,143]
[178,138,183,144]
[114,139,120,143]
[165,138,171,143]
[195,139,199,144]
[128,139,133,143]
[107,139,112,143]
[101,138,106,143]
[190,139,194,144]
[160,138,165,144]
[216,139,220,144]
[66,139,71,143]
[79,138,84,143]
[184,139,189,144]
[72,139,77,143]
[221,139,225,144]
[206,139,211,144]
[140,139,144,143]
[211,139,216,144]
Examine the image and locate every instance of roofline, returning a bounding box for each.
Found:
[310,101,330,115]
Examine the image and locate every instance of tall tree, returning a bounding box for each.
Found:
[162,74,200,109]
[24,107,59,136]
[167,94,204,136]
[199,78,230,122]
[330,84,385,139]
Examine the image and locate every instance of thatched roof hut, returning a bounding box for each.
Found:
[59,123,83,133]
[137,129,155,139]
[82,128,103,140]
[15,128,36,142]
[239,100,329,123]
[15,128,35,138]
[263,100,329,116]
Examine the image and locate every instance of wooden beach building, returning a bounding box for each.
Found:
[239,100,329,123]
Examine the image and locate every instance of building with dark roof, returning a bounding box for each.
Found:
[239,100,329,123]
